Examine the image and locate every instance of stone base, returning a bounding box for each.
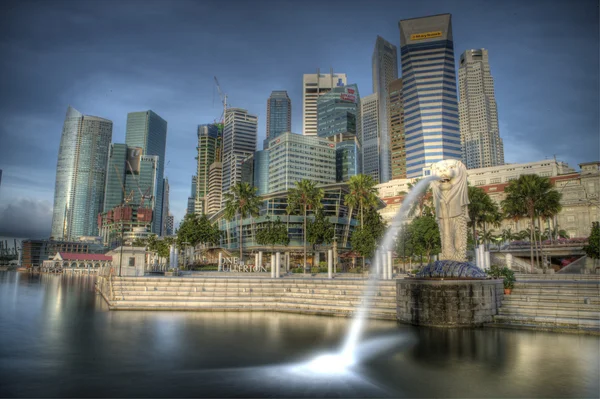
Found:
[396,279,503,327]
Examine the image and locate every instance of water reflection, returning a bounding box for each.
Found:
[0,272,598,398]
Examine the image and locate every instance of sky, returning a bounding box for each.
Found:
[0,0,598,239]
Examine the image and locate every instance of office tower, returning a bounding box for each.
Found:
[267,132,336,193]
[458,49,504,169]
[266,91,291,143]
[207,162,223,215]
[165,214,174,236]
[253,150,270,195]
[125,110,167,234]
[196,124,220,214]
[317,84,360,141]
[51,106,112,240]
[241,154,254,185]
[302,69,347,136]
[399,14,461,178]
[187,175,197,215]
[360,94,380,181]
[104,143,128,212]
[372,36,399,183]
[336,140,361,182]
[161,178,169,235]
[389,78,406,179]
[222,108,258,196]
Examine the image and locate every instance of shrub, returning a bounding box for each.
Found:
[501,267,515,290]
[291,267,304,274]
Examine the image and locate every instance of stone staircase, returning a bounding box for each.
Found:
[492,276,600,334]
[101,276,398,320]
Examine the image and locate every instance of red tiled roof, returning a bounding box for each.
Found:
[58,252,112,261]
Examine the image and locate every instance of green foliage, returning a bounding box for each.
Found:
[407,178,433,218]
[176,213,221,249]
[468,185,502,245]
[489,265,516,289]
[256,217,290,249]
[291,267,304,273]
[146,234,170,259]
[223,182,261,261]
[344,174,379,226]
[351,208,387,260]
[307,209,335,246]
[583,222,600,260]
[406,215,441,259]
[132,238,147,247]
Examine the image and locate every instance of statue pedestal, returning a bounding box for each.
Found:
[396,279,503,327]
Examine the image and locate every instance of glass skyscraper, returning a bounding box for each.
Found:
[317,84,360,140]
[196,124,220,214]
[372,36,398,183]
[51,106,112,240]
[336,140,360,183]
[266,91,291,145]
[222,108,258,197]
[253,150,270,195]
[399,14,461,178]
[125,110,167,235]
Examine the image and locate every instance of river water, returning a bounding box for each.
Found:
[0,272,598,398]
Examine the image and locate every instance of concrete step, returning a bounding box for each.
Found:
[502,298,600,309]
[515,281,600,288]
[115,290,396,301]
[510,288,600,297]
[112,286,395,297]
[493,314,600,328]
[498,306,600,319]
[110,282,397,292]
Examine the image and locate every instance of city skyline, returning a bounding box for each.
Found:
[0,0,598,238]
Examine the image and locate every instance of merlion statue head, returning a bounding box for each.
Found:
[429,159,470,220]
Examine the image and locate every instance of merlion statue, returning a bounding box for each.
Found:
[430,159,470,262]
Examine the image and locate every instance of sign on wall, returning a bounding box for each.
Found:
[410,31,442,41]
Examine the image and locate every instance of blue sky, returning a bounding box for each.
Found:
[0,0,598,238]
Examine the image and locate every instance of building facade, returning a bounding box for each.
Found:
[206,162,223,215]
[165,214,174,236]
[389,78,406,179]
[267,132,336,193]
[187,175,197,215]
[336,139,361,183]
[266,91,291,143]
[161,178,169,234]
[51,106,113,240]
[317,84,360,141]
[253,150,270,195]
[21,239,106,269]
[125,110,168,235]
[196,124,221,213]
[302,69,347,136]
[222,108,258,197]
[360,93,380,181]
[458,49,504,169]
[399,14,462,178]
[372,36,399,183]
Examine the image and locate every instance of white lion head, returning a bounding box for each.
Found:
[429,159,470,219]
[430,159,466,185]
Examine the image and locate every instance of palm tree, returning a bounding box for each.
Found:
[287,179,324,273]
[501,174,563,272]
[407,178,433,218]
[345,174,379,226]
[224,183,261,263]
[536,188,562,268]
[468,185,501,248]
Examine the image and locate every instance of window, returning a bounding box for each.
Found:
[128,257,136,267]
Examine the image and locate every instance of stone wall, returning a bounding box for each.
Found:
[397,279,503,327]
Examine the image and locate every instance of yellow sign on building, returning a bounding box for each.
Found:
[410,31,443,41]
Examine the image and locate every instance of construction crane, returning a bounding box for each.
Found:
[125,160,154,208]
[113,165,134,205]
[214,76,228,125]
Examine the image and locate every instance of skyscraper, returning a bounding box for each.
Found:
[51,106,112,240]
[196,124,220,213]
[458,49,505,169]
[266,91,291,143]
[222,108,258,196]
[187,175,197,215]
[389,78,406,179]
[161,178,170,234]
[207,163,223,215]
[372,36,398,183]
[399,14,461,178]
[253,150,270,195]
[302,69,347,136]
[360,94,380,181]
[125,110,168,234]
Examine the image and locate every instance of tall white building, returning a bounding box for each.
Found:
[222,108,258,196]
[302,69,347,136]
[458,49,504,169]
[372,36,398,183]
[360,94,380,181]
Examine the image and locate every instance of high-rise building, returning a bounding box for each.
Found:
[103,143,128,212]
[187,175,197,215]
[268,132,336,193]
[266,91,291,143]
[125,110,168,234]
[165,214,174,236]
[196,124,220,213]
[360,94,380,181]
[302,69,347,136]
[336,140,361,182]
[161,178,169,234]
[241,154,254,185]
[399,14,461,178]
[317,84,360,141]
[458,49,505,169]
[207,162,223,215]
[253,150,270,195]
[222,108,258,197]
[372,36,398,183]
[389,78,406,179]
[51,106,112,240]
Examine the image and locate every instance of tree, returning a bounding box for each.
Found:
[407,215,441,264]
[307,208,335,248]
[501,175,563,272]
[351,208,387,270]
[583,222,599,264]
[468,185,501,249]
[177,213,221,250]
[224,183,261,262]
[287,179,324,272]
[146,234,170,260]
[345,174,379,227]
[256,217,290,253]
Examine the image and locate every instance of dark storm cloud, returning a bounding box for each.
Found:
[0,0,598,234]
[0,198,52,239]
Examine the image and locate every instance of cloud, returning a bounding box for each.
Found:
[0,198,52,239]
